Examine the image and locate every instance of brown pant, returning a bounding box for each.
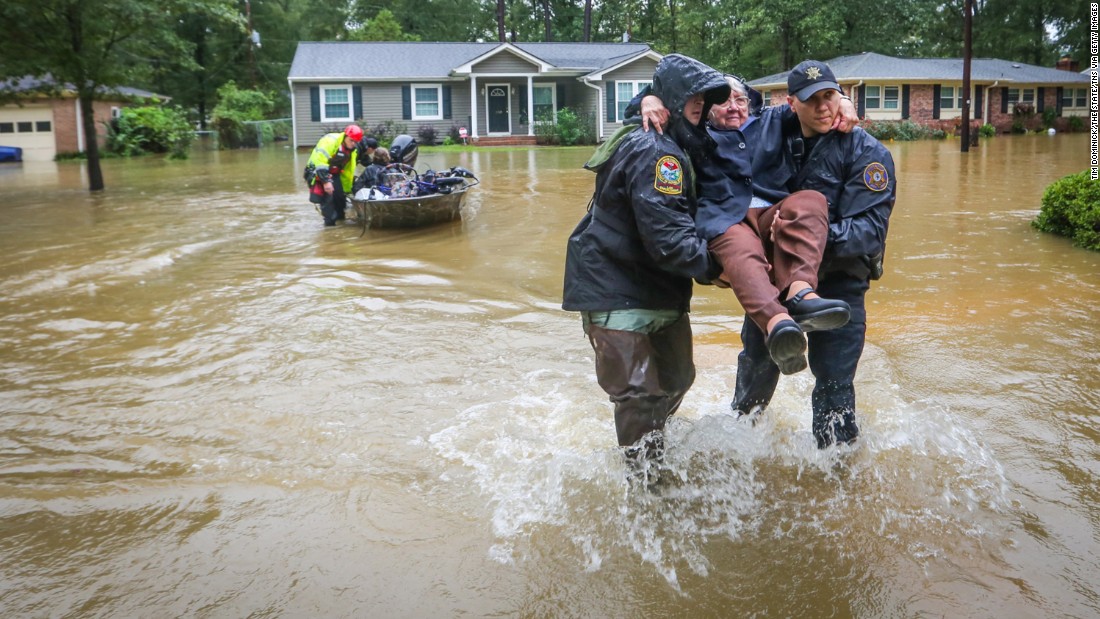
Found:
[586,315,695,447]
[708,190,829,333]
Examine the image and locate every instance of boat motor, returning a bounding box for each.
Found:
[389,135,419,167]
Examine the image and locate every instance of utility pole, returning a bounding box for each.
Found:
[245,0,258,89]
[961,0,973,152]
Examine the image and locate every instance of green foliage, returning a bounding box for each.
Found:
[533,108,597,146]
[347,8,420,41]
[861,119,943,141]
[979,123,997,137]
[1067,116,1085,132]
[370,120,409,146]
[107,105,195,159]
[210,81,277,148]
[1033,171,1100,251]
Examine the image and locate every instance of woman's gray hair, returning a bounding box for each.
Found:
[724,75,748,97]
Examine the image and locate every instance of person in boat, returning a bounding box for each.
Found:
[307,124,362,227]
[635,61,896,448]
[352,147,390,195]
[357,136,379,167]
[561,53,729,475]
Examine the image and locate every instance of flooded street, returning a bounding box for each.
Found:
[1,134,1098,618]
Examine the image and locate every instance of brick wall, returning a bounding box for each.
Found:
[49,96,128,154]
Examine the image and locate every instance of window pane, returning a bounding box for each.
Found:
[414,87,439,117]
[1077,89,1087,107]
[1007,89,1019,104]
[0,123,12,133]
[533,87,553,105]
[939,86,955,109]
[36,121,51,132]
[323,88,350,119]
[884,87,899,110]
[1022,89,1034,103]
[865,86,880,108]
[17,122,32,132]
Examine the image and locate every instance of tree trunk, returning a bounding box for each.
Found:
[543,0,552,41]
[497,0,506,42]
[79,92,105,191]
[583,0,591,42]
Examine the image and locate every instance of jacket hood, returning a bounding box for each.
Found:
[651,54,731,126]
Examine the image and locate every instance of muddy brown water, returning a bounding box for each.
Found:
[1,134,1097,617]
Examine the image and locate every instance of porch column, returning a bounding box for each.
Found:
[470,75,479,138]
[527,76,534,137]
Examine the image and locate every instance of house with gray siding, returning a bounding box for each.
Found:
[749,52,1091,133]
[287,41,662,148]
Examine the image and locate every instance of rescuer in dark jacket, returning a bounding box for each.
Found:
[733,60,896,448]
[562,53,729,473]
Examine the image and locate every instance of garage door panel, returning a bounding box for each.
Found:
[0,105,56,162]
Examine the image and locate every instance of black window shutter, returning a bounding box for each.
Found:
[856,85,865,117]
[402,85,412,120]
[353,86,363,121]
[606,81,616,122]
[557,83,566,110]
[443,86,452,119]
[1037,87,1045,112]
[901,85,910,119]
[975,86,983,119]
[932,85,941,119]
[1056,86,1064,116]
[1001,87,1009,113]
[310,86,320,122]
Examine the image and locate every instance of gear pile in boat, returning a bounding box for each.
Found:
[351,134,478,202]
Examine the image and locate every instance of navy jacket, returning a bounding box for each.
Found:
[562,54,727,313]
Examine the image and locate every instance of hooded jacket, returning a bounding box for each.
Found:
[562,54,729,313]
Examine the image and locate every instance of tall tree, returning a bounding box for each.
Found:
[0,0,238,191]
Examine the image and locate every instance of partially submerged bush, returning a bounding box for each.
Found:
[1033,171,1100,251]
[211,81,276,148]
[106,105,194,158]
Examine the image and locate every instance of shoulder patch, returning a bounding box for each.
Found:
[654,155,684,195]
[863,162,889,192]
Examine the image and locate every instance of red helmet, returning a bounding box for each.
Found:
[344,124,364,141]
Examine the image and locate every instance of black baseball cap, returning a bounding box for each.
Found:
[361,137,379,149]
[787,60,841,102]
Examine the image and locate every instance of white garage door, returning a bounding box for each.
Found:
[0,105,56,162]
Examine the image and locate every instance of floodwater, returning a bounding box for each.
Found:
[0,134,1097,618]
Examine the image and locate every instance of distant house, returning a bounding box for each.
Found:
[749,52,1091,132]
[0,76,165,162]
[286,41,662,148]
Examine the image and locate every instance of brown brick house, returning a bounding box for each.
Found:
[0,76,165,162]
[749,52,1091,133]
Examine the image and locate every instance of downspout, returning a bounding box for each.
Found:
[582,78,604,141]
[849,80,863,117]
[288,79,297,149]
[985,80,998,123]
[75,97,85,152]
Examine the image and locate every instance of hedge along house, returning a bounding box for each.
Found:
[286,41,662,148]
[749,52,1091,133]
[0,76,165,162]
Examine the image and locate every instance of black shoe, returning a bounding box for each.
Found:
[766,319,807,375]
[783,287,850,333]
[813,410,860,448]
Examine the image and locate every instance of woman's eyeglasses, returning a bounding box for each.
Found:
[721,96,750,109]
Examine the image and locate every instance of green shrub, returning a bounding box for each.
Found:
[1033,171,1100,251]
[533,107,597,146]
[106,105,194,158]
[979,123,996,137]
[1068,116,1085,132]
[862,119,941,141]
[211,81,276,149]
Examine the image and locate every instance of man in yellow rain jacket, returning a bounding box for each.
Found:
[306,124,362,226]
